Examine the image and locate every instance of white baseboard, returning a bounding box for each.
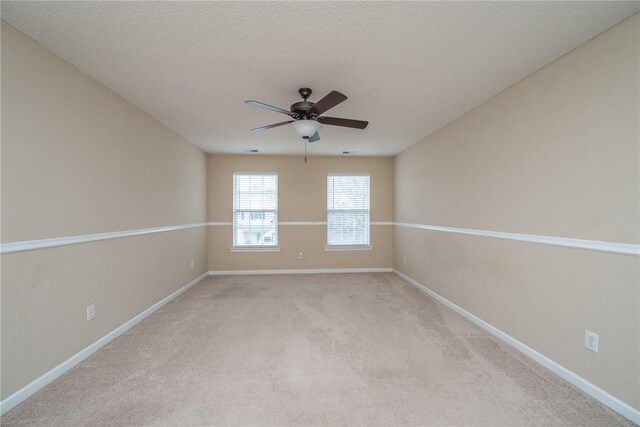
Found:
[0,271,209,416]
[209,268,393,275]
[6,268,635,423]
[392,269,640,425]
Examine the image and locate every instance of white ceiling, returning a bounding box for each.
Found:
[2,2,638,156]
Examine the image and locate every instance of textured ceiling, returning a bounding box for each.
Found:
[2,2,638,156]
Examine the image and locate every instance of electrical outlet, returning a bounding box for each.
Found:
[190,259,194,269]
[403,256,407,264]
[86,304,95,322]
[585,330,599,353]
[298,252,304,260]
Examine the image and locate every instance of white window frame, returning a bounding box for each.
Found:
[232,172,279,250]
[326,173,371,249]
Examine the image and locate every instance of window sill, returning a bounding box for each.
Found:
[324,245,373,251]
[229,246,281,252]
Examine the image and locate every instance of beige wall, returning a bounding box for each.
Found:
[394,13,640,410]
[208,154,393,271]
[1,22,208,399]
[2,9,638,416]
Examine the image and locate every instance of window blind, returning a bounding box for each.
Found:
[327,174,370,246]
[233,173,278,247]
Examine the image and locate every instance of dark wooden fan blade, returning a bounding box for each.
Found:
[245,100,295,117]
[308,131,320,143]
[318,116,369,129]
[308,91,347,116]
[251,120,294,132]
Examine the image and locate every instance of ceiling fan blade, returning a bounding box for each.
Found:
[318,116,369,129]
[308,131,320,143]
[245,100,295,117]
[308,91,347,116]
[251,120,294,132]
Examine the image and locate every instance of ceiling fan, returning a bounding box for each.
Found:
[245,88,368,143]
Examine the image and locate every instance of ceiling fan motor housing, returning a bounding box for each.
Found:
[290,101,314,116]
[291,88,315,117]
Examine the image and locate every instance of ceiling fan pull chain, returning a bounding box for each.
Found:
[304,139,307,163]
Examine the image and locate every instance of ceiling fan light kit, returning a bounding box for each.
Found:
[291,120,322,140]
[245,87,369,146]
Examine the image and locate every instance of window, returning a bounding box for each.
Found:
[233,173,278,247]
[327,174,370,246]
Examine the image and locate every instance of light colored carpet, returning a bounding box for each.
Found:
[2,273,634,426]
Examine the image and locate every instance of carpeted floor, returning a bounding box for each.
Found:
[2,273,634,426]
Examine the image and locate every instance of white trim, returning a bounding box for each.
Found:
[281,221,327,225]
[324,245,373,251]
[326,173,370,176]
[394,222,640,256]
[233,171,278,176]
[0,223,209,255]
[209,268,392,275]
[0,271,209,416]
[229,246,281,252]
[392,269,640,424]
[214,221,392,226]
[2,221,635,256]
